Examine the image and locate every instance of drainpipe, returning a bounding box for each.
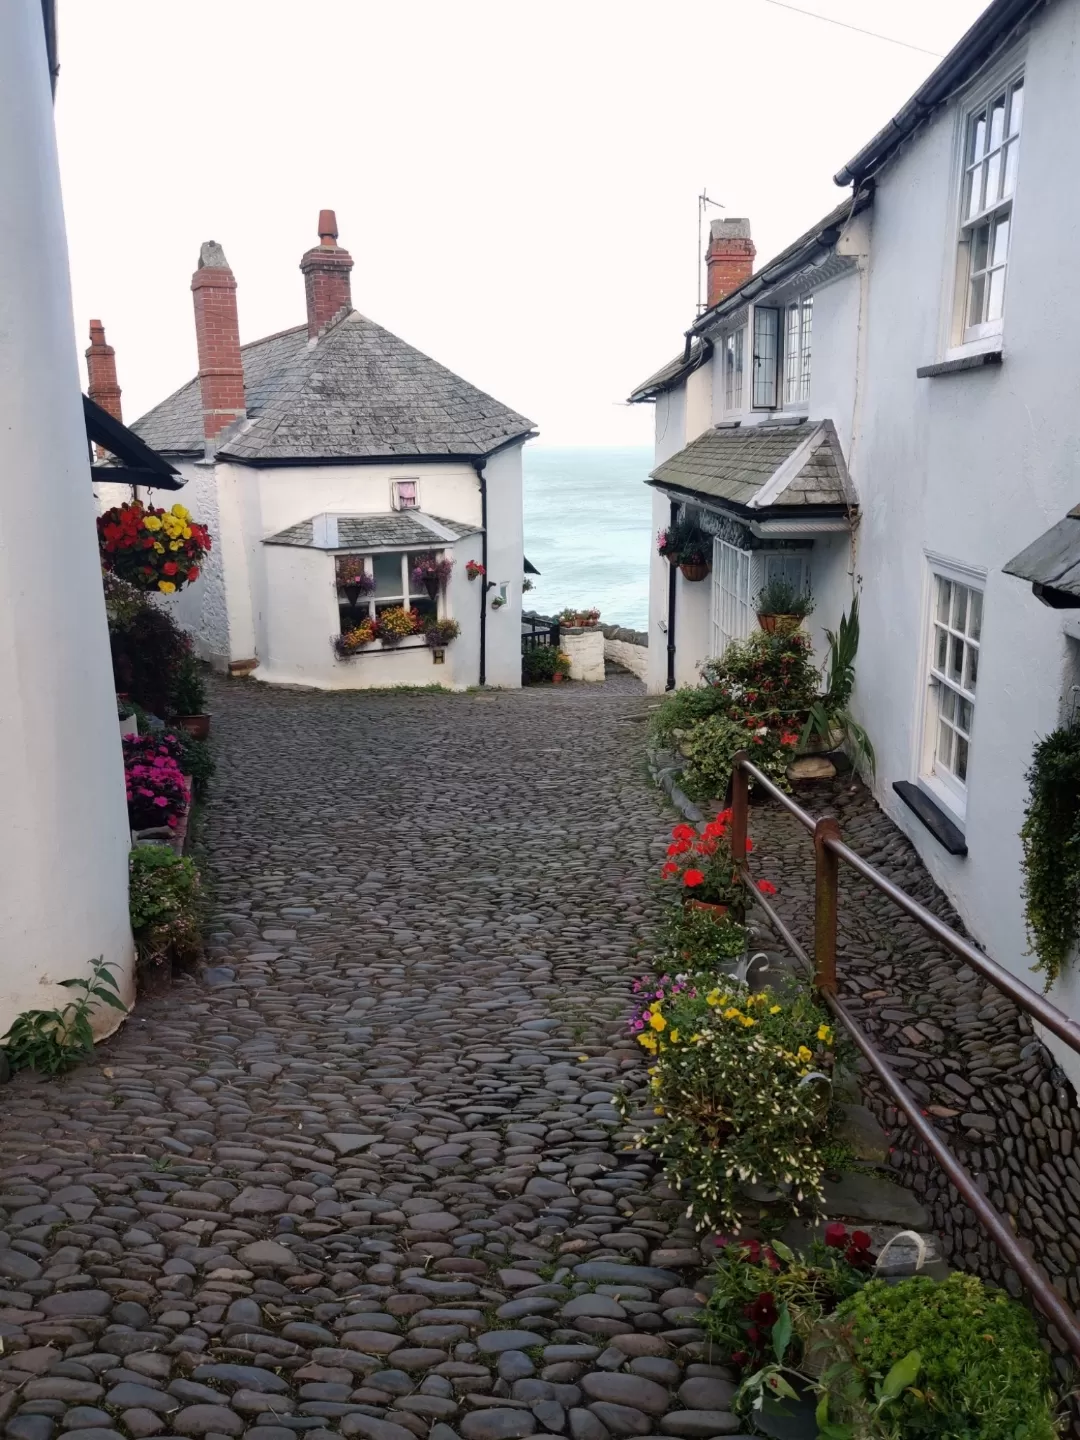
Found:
[475,462,489,686]
[666,499,678,691]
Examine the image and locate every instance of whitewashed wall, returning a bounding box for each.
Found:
[480,443,526,689]
[0,0,134,1036]
[849,0,1080,1083]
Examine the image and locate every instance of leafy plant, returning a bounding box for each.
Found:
[105,578,189,717]
[411,554,455,589]
[123,733,191,830]
[157,726,214,794]
[335,555,376,592]
[377,606,420,642]
[800,596,876,774]
[523,646,560,683]
[681,712,799,800]
[657,902,749,968]
[815,1273,1059,1440]
[424,617,461,648]
[1,958,127,1075]
[648,685,730,748]
[756,577,814,618]
[616,977,840,1229]
[129,846,203,974]
[660,812,754,912]
[702,629,820,723]
[98,500,210,594]
[1021,725,1080,989]
[557,607,601,627]
[659,514,710,566]
[170,646,207,715]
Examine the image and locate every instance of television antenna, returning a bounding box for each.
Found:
[697,191,725,315]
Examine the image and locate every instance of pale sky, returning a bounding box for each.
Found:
[56,0,988,447]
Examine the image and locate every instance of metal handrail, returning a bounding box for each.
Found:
[729,750,1080,1360]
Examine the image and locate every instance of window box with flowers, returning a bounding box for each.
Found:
[332,548,459,661]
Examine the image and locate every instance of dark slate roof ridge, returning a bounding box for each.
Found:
[629,338,708,404]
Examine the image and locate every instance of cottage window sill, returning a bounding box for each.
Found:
[893,781,968,855]
[337,637,430,658]
[916,351,1003,379]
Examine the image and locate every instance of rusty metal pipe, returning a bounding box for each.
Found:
[739,758,817,833]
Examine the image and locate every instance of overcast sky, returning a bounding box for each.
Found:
[56,0,987,447]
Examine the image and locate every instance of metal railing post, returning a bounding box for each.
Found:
[813,816,841,993]
[730,752,749,867]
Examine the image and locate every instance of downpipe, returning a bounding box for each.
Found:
[666,499,678,690]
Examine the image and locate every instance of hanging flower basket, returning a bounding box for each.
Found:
[466,560,485,581]
[336,557,376,606]
[98,502,211,595]
[411,554,454,596]
[680,561,711,582]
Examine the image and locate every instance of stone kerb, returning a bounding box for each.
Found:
[561,625,605,682]
[602,623,648,680]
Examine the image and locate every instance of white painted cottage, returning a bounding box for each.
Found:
[126,213,536,690]
[632,0,1080,1081]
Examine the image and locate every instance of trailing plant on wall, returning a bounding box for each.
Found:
[1,958,126,1075]
[1020,724,1080,989]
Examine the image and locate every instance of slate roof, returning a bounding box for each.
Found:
[1003,505,1080,603]
[629,338,709,403]
[131,312,535,464]
[648,420,855,511]
[264,512,479,550]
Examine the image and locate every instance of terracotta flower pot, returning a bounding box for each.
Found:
[552,671,565,685]
[757,612,802,636]
[680,562,711,582]
[685,898,729,918]
[175,714,210,741]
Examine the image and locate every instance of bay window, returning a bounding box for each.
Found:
[337,550,440,636]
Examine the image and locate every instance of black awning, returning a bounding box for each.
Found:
[524,555,540,575]
[1003,506,1080,609]
[84,394,184,491]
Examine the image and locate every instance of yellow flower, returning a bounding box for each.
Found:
[637,1033,657,1053]
[706,990,720,1007]
[171,504,190,519]
[153,542,165,553]
[649,1012,666,1032]
[158,580,176,594]
[689,1032,703,1043]
[817,1024,834,1044]
[770,1005,782,1014]
[797,1045,813,1062]
[723,1007,742,1022]
[143,515,162,531]
[739,1014,756,1027]
[654,1106,665,1116]
[169,541,182,551]
[669,1028,680,1044]
[182,526,192,539]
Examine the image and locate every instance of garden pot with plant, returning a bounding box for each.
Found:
[170,645,210,738]
[659,810,776,924]
[755,576,814,635]
[377,606,420,644]
[424,617,461,649]
[659,514,711,577]
[336,556,376,609]
[411,554,454,600]
[798,595,875,775]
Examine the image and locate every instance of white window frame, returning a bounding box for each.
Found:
[391,478,421,511]
[946,63,1025,354]
[337,549,446,631]
[711,538,752,655]
[723,326,745,413]
[751,306,780,409]
[916,555,986,824]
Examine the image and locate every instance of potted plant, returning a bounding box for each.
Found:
[659,515,712,580]
[557,606,601,629]
[466,560,485,581]
[335,556,376,609]
[424,617,461,648]
[170,646,210,739]
[377,605,419,644]
[334,617,379,656]
[552,650,571,684]
[411,554,454,599]
[755,576,814,635]
[799,597,875,773]
[660,811,758,921]
[98,501,211,595]
[122,733,191,832]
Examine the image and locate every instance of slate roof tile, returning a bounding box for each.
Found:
[648,420,855,510]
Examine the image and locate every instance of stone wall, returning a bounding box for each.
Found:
[602,624,648,681]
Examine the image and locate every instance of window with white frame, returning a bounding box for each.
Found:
[782,296,812,404]
[957,74,1023,343]
[752,307,779,409]
[921,571,983,812]
[336,550,440,636]
[711,538,752,655]
[723,327,744,411]
[753,296,812,409]
[392,478,420,510]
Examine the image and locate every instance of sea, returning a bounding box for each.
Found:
[522,446,653,632]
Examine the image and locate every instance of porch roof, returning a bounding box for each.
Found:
[264,511,480,550]
[1003,506,1080,607]
[647,419,855,514]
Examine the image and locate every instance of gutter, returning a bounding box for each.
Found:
[834,0,1041,185]
[689,228,844,338]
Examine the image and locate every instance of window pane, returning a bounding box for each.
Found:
[752,307,778,408]
[966,163,985,220]
[1002,139,1019,199]
[949,635,965,683]
[968,273,986,326]
[1008,79,1023,136]
[372,551,404,598]
[970,111,987,162]
[935,626,948,670]
[951,585,967,631]
[988,94,1006,151]
[991,213,1010,267]
[800,297,813,400]
[936,579,951,622]
[968,645,979,689]
[984,149,1002,207]
[940,686,956,723]
[958,697,973,734]
[955,736,969,782]
[938,720,955,769]
[971,223,990,272]
[967,589,983,640]
[987,267,1006,322]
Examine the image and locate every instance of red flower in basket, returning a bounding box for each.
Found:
[98,501,211,595]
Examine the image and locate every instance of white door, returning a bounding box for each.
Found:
[711,539,753,656]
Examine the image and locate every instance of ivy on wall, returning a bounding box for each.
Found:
[1021,726,1080,989]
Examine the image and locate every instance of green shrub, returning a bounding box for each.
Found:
[129,846,203,975]
[616,980,839,1229]
[522,646,559,683]
[817,1273,1059,1440]
[1,958,127,1075]
[107,585,189,717]
[648,685,729,747]
[170,646,207,715]
[1021,725,1080,989]
[657,902,749,968]
[702,628,820,720]
[681,712,797,800]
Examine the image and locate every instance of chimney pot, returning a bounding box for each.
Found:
[706,217,756,310]
[85,319,123,456]
[191,241,246,444]
[301,209,353,339]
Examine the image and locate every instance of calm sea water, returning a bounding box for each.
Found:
[522,446,653,631]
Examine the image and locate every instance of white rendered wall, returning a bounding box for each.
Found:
[0,0,134,1034]
[684,359,713,444]
[480,444,526,689]
[148,459,232,669]
[849,1,1080,1082]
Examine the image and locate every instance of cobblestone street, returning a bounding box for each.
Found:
[0,679,751,1440]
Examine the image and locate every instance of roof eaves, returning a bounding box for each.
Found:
[834,0,1042,186]
[628,338,711,404]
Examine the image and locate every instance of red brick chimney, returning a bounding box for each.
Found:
[191,241,246,443]
[300,209,354,339]
[706,219,756,309]
[85,320,122,459]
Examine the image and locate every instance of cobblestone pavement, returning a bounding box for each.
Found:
[0,678,752,1440]
[752,773,1080,1365]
